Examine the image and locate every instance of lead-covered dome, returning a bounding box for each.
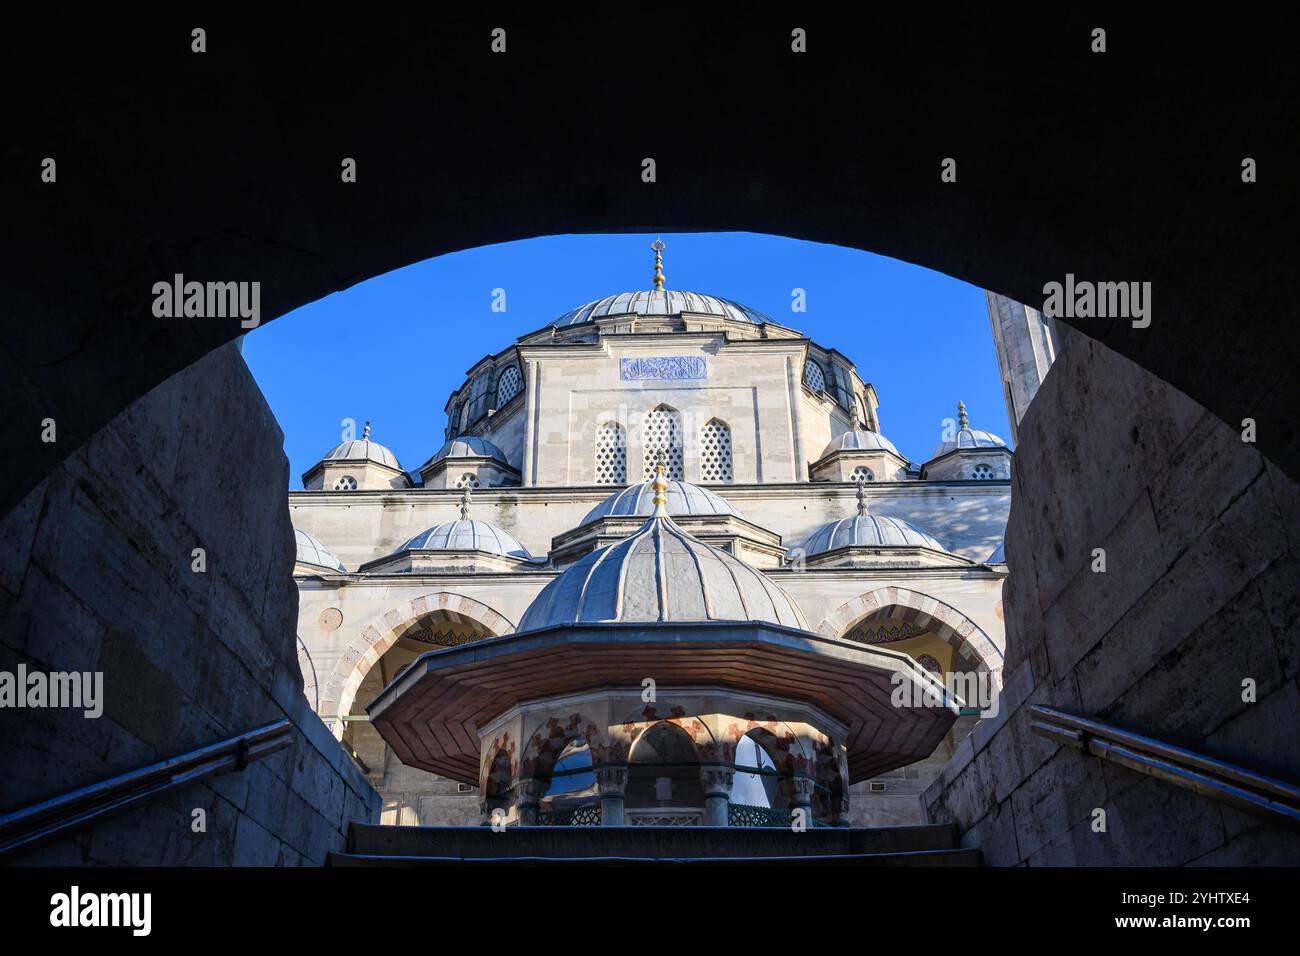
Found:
[929,401,1008,460]
[554,290,772,327]
[323,434,402,471]
[821,429,903,458]
[519,513,807,632]
[394,520,530,558]
[803,514,950,556]
[425,435,511,467]
[294,529,347,572]
[580,479,743,525]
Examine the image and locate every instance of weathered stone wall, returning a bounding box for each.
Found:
[0,344,379,865]
[924,326,1300,865]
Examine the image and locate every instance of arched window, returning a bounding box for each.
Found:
[971,463,995,480]
[626,721,703,810]
[803,358,826,393]
[454,472,480,489]
[542,738,596,800]
[594,421,627,484]
[332,475,358,491]
[917,654,943,675]
[851,466,874,482]
[699,418,733,482]
[730,733,780,808]
[642,405,683,480]
[495,364,522,407]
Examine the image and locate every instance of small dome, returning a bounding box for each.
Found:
[323,435,402,471]
[930,428,1008,460]
[395,519,529,559]
[554,290,772,327]
[581,479,742,525]
[426,435,510,467]
[294,529,347,572]
[821,429,903,459]
[520,514,807,632]
[986,542,1006,564]
[802,515,950,556]
[929,401,1007,460]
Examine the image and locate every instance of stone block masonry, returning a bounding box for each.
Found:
[0,343,379,865]
[924,325,1300,866]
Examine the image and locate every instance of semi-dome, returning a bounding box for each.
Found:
[520,505,806,632]
[323,425,402,471]
[394,519,530,559]
[803,514,950,556]
[554,290,772,327]
[425,435,511,467]
[820,429,903,459]
[929,400,1008,460]
[580,478,743,525]
[294,528,347,572]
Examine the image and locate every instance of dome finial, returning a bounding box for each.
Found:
[650,238,667,291]
[957,400,969,431]
[651,449,669,516]
[459,484,472,521]
[363,420,372,440]
[856,480,868,517]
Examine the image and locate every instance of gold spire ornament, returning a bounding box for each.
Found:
[459,485,472,521]
[651,238,667,291]
[651,450,669,516]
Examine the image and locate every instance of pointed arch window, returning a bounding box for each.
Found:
[595,421,627,484]
[642,405,683,480]
[803,358,826,393]
[495,364,522,407]
[700,418,733,482]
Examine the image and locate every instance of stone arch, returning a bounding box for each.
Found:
[817,586,1003,677]
[320,591,516,736]
[519,710,606,782]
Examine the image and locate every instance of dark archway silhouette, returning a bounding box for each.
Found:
[3,9,1297,524]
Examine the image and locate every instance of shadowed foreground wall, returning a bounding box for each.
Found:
[0,344,378,865]
[924,326,1300,865]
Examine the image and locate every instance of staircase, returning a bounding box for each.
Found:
[329,821,981,866]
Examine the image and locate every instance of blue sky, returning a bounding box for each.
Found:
[241,232,1008,487]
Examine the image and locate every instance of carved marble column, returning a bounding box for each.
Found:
[597,767,628,826]
[791,776,816,826]
[832,792,851,828]
[700,767,734,827]
[513,778,544,826]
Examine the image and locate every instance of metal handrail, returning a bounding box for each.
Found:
[1030,705,1300,829]
[0,718,293,863]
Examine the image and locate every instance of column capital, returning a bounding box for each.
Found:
[700,766,734,798]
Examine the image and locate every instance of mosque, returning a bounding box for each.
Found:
[289,245,1033,829]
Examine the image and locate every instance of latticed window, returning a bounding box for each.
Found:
[594,421,627,484]
[454,473,480,489]
[641,405,684,480]
[971,463,995,480]
[851,466,875,482]
[804,359,826,393]
[699,419,733,482]
[333,475,358,491]
[495,364,522,407]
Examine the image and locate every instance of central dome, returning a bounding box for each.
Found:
[581,479,743,525]
[554,290,772,327]
[519,513,807,632]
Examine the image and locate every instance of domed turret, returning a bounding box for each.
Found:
[553,290,772,328]
[520,465,805,632]
[799,484,965,568]
[811,428,911,483]
[302,421,408,491]
[417,435,519,489]
[921,401,1013,482]
[394,520,529,559]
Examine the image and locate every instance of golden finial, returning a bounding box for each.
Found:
[650,238,667,291]
[651,449,669,516]
[362,420,372,440]
[957,401,969,431]
[856,480,868,517]
[459,485,472,521]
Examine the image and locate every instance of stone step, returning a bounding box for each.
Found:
[345,822,961,859]
[329,847,981,867]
